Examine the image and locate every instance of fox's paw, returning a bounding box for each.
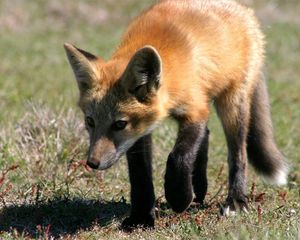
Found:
[121,214,155,231]
[164,153,193,213]
[220,195,249,216]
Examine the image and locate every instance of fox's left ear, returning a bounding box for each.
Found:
[122,46,162,102]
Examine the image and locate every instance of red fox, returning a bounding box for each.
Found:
[64,0,287,229]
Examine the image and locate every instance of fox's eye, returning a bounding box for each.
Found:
[85,116,95,128]
[112,120,128,131]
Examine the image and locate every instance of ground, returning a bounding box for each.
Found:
[0,0,299,239]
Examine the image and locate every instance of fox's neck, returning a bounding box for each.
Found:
[109,42,194,120]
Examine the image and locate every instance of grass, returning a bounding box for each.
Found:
[0,0,299,239]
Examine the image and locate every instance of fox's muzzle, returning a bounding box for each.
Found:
[86,137,121,170]
[86,158,114,170]
[87,153,120,170]
[86,157,100,169]
[86,135,138,170]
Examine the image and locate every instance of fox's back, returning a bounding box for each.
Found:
[113,0,265,99]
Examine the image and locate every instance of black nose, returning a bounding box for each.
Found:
[87,159,100,169]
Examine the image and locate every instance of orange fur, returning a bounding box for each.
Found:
[98,0,264,123]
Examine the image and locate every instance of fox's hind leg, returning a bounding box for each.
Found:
[193,127,210,204]
[215,88,251,216]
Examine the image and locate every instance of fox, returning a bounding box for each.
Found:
[64,0,288,230]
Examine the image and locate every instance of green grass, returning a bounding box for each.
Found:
[0,0,299,239]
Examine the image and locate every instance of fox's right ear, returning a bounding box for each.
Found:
[64,43,101,93]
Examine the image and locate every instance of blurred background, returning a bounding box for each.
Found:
[0,0,299,239]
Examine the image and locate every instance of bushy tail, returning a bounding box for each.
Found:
[247,76,288,185]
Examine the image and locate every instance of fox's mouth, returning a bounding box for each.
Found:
[86,138,139,170]
[86,153,122,170]
[99,157,120,170]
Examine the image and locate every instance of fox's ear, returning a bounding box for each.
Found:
[64,43,101,93]
[122,46,162,102]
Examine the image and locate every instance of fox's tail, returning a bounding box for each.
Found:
[247,75,288,185]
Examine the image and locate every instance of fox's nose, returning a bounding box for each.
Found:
[86,158,100,169]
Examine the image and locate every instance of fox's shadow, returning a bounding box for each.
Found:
[0,198,130,237]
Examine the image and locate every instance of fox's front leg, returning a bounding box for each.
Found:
[122,134,155,230]
[165,121,207,213]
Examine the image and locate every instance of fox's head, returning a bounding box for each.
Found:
[64,43,166,170]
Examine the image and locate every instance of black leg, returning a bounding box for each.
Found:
[221,133,248,215]
[193,127,209,204]
[215,93,250,215]
[122,134,155,230]
[164,122,207,213]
